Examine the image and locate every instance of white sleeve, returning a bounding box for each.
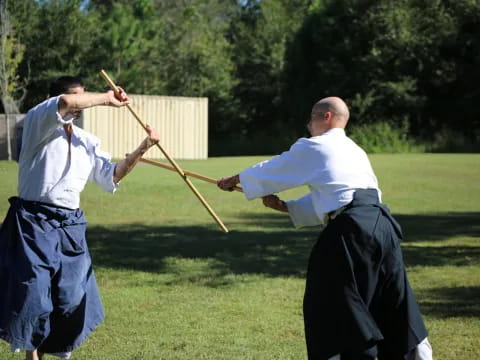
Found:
[88,145,119,193]
[20,96,73,157]
[239,139,319,200]
[286,193,328,228]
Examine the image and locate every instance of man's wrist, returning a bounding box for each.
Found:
[103,93,110,106]
[233,174,240,185]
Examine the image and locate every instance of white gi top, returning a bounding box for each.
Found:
[18,96,118,209]
[239,128,381,228]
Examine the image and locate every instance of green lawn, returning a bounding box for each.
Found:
[0,154,479,359]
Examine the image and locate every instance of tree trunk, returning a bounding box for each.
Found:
[0,0,23,115]
[1,95,20,114]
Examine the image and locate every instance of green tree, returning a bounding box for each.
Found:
[283,0,480,146]
[86,1,168,95]
[228,0,310,145]
[162,4,235,96]
[13,0,100,110]
[155,1,238,142]
[0,0,26,113]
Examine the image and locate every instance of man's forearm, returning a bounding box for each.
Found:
[113,137,155,183]
[58,93,110,117]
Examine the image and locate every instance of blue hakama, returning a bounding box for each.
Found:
[0,197,104,353]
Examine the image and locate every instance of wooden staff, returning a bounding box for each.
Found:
[138,157,243,192]
[100,69,229,233]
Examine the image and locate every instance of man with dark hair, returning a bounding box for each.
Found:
[48,76,84,98]
[15,76,85,161]
[0,76,160,360]
[218,97,432,359]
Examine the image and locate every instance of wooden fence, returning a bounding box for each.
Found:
[82,94,208,160]
[0,94,208,161]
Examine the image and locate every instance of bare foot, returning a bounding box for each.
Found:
[25,350,40,360]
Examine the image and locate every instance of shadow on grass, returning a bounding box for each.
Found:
[402,244,480,267]
[417,286,480,318]
[87,212,317,281]
[87,211,480,318]
[395,212,480,267]
[87,211,480,280]
[395,212,480,243]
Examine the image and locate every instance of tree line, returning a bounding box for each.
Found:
[1,0,479,154]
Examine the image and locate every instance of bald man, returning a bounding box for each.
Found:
[217,97,432,360]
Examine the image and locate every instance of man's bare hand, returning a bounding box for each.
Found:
[217,175,240,191]
[106,86,129,107]
[145,124,160,147]
[262,194,288,213]
[114,125,160,183]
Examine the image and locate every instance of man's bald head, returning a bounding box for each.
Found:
[307,96,350,136]
[313,97,350,124]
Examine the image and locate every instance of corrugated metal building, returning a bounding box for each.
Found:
[82,94,208,160]
[1,95,208,161]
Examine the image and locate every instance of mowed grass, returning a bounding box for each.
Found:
[0,153,479,360]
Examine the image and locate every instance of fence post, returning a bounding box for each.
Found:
[6,114,11,161]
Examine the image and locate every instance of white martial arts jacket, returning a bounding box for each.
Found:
[18,96,118,209]
[239,128,381,228]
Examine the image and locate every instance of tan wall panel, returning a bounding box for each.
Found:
[82,94,208,159]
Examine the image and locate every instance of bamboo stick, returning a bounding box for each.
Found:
[138,157,243,192]
[100,70,229,233]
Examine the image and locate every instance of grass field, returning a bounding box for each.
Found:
[0,154,479,360]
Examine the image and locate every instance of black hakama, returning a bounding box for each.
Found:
[303,189,427,359]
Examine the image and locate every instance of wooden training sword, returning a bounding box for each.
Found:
[100,69,230,233]
[138,157,243,192]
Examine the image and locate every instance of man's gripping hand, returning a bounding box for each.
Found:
[145,124,160,148]
[262,194,288,213]
[106,86,129,107]
[217,175,240,191]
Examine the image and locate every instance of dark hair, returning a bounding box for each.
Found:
[49,76,84,97]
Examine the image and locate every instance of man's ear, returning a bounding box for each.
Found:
[324,111,333,122]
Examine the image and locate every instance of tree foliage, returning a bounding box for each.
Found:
[3,0,480,153]
[229,0,310,135]
[86,1,167,94]
[283,0,480,144]
[0,0,26,113]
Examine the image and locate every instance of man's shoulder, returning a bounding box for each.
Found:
[290,137,318,150]
[27,97,58,114]
[294,135,333,148]
[295,136,327,145]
